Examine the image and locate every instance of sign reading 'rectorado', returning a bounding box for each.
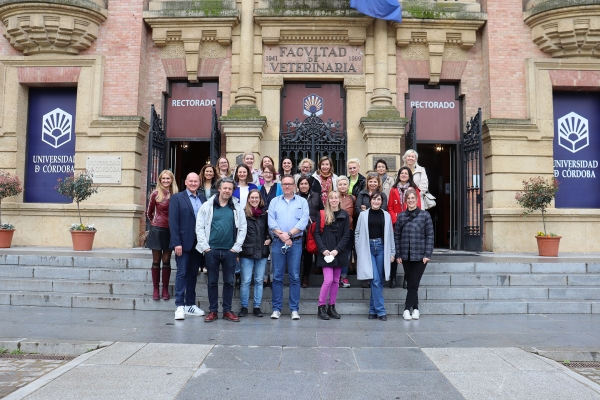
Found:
[264,45,364,74]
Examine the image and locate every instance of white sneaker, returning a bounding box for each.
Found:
[271,311,281,319]
[403,310,412,320]
[291,311,300,320]
[411,309,420,320]
[175,306,185,320]
[185,305,205,316]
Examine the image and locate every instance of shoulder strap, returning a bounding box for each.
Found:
[398,209,420,234]
[319,210,325,232]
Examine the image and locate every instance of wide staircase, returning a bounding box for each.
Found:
[0,252,599,315]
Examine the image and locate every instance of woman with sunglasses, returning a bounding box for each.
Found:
[314,191,351,320]
[297,176,324,288]
[355,192,395,321]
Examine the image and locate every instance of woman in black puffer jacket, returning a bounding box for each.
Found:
[239,189,272,318]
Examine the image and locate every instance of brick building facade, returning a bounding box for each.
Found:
[0,0,599,252]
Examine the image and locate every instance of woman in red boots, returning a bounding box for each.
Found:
[146,170,178,300]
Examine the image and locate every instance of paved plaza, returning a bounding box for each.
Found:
[1,306,599,399]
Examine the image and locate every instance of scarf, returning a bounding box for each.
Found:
[398,182,411,206]
[252,207,263,218]
[320,175,333,205]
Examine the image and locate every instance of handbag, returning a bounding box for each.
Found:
[422,191,436,210]
[306,210,326,254]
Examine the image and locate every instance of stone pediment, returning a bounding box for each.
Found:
[254,16,372,46]
[144,1,239,82]
[393,18,485,85]
[0,0,107,55]
[524,1,600,58]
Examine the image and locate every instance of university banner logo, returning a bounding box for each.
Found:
[557,111,589,153]
[350,0,401,23]
[303,94,324,117]
[42,108,73,149]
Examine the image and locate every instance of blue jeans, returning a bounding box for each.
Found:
[271,238,303,312]
[240,257,267,308]
[369,238,386,316]
[205,249,237,313]
[174,249,203,307]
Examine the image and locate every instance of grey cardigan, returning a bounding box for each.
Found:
[354,208,395,281]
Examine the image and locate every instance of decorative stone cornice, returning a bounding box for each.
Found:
[393,18,485,85]
[524,3,600,58]
[0,0,107,55]
[254,16,372,46]
[143,16,239,82]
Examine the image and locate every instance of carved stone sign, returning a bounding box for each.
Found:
[264,45,364,74]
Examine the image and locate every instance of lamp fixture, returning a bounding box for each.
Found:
[435,144,443,152]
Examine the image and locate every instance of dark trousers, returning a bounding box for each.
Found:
[205,249,237,313]
[390,260,398,279]
[403,260,427,310]
[302,249,314,278]
[175,249,203,307]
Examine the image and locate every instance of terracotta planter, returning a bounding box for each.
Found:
[535,235,561,257]
[0,229,15,248]
[70,230,96,251]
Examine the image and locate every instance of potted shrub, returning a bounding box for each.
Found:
[56,171,99,251]
[0,170,23,248]
[515,176,560,256]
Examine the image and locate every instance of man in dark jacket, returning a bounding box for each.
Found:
[169,172,207,321]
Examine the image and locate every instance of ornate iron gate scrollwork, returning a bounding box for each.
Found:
[210,104,221,166]
[280,113,347,175]
[405,107,417,152]
[462,108,483,251]
[145,104,166,229]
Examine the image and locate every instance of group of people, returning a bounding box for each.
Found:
[145,150,434,322]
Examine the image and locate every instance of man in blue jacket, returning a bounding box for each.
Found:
[169,172,207,320]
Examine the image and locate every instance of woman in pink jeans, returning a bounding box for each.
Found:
[314,191,351,320]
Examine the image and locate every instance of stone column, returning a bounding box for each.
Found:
[235,0,256,105]
[221,0,266,164]
[361,18,403,170]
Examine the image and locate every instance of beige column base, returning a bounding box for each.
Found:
[220,105,267,166]
[360,107,406,171]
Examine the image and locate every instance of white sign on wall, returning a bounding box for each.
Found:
[86,156,122,184]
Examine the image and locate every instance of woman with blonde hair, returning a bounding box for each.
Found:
[146,169,179,300]
[402,150,429,207]
[314,191,351,320]
[295,158,314,184]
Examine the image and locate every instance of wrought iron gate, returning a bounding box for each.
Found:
[145,104,166,228]
[405,107,417,152]
[462,108,483,251]
[210,104,221,165]
[280,113,347,175]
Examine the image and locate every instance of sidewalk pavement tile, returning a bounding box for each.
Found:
[488,348,558,371]
[123,343,213,368]
[279,347,358,371]
[82,342,146,365]
[218,330,318,347]
[316,331,417,348]
[318,371,464,400]
[201,345,282,370]
[176,368,321,400]
[352,347,438,371]
[26,364,195,400]
[423,348,515,372]
[408,332,514,348]
[498,332,600,348]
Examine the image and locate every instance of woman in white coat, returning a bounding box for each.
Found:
[355,192,395,321]
[402,150,429,206]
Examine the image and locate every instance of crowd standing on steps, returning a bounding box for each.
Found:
[146,151,433,322]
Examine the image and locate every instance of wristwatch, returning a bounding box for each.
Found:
[288,231,293,238]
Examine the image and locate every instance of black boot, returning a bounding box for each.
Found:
[389,276,396,288]
[327,304,340,319]
[317,305,330,320]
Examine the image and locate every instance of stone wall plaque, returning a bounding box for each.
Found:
[372,156,396,171]
[264,45,364,74]
[86,156,122,184]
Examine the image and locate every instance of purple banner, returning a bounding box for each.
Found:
[553,92,600,208]
[25,88,77,203]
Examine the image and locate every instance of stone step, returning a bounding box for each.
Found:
[1,291,598,315]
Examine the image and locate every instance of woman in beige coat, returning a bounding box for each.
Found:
[402,150,429,207]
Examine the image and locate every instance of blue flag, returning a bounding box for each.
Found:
[350,0,402,23]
